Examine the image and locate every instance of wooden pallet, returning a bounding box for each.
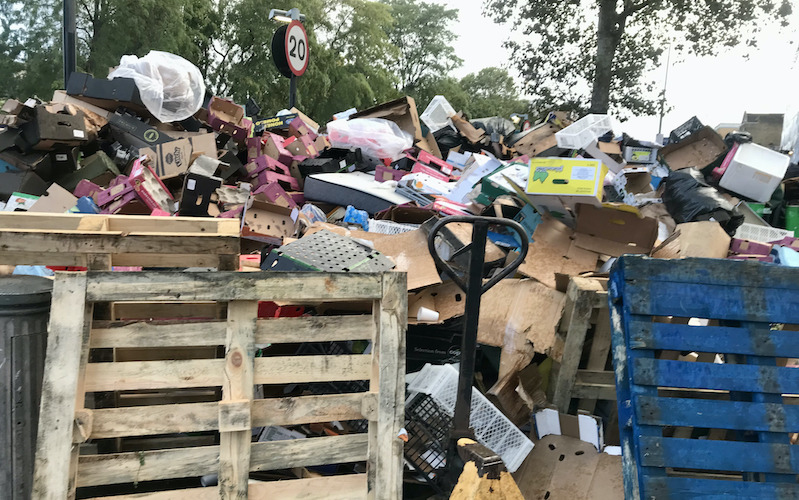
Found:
[0,212,240,270]
[32,271,407,499]
[548,277,613,414]
[609,256,799,499]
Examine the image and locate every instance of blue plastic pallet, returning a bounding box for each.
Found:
[608,256,799,499]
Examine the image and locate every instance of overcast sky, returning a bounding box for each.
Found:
[433,0,799,143]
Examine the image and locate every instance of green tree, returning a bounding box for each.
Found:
[485,0,792,117]
[380,0,462,94]
[459,67,527,118]
[0,1,62,99]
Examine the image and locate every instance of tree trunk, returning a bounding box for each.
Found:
[589,0,620,114]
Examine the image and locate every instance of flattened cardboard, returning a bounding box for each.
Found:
[27,183,78,213]
[516,215,599,288]
[52,90,112,119]
[407,281,465,324]
[659,126,727,171]
[372,229,442,291]
[477,279,566,357]
[242,200,299,241]
[351,96,424,142]
[652,221,731,259]
[451,114,486,144]
[573,204,658,256]
[511,122,561,157]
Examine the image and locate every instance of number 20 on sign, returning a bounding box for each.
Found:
[286,20,309,77]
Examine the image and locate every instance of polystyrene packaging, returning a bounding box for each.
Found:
[326,118,413,160]
[108,51,206,123]
[420,95,456,132]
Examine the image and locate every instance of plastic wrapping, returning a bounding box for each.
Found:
[325,118,413,160]
[661,168,744,235]
[108,51,205,123]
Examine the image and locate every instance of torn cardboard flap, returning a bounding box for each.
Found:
[478,279,566,356]
[372,229,442,291]
[534,408,603,451]
[451,114,486,144]
[651,221,731,259]
[573,204,658,257]
[27,183,78,213]
[139,133,217,180]
[659,126,727,171]
[351,96,424,142]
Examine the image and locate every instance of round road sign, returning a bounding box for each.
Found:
[285,20,309,77]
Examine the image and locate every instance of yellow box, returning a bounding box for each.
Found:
[526,157,607,204]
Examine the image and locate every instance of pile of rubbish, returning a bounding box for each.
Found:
[3,50,799,497]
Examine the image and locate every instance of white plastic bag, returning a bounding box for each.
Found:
[325,118,413,160]
[109,51,205,123]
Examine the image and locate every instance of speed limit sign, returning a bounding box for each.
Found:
[285,20,309,76]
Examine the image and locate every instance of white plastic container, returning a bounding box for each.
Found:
[420,95,456,133]
[719,142,789,202]
[555,114,614,150]
[407,363,534,472]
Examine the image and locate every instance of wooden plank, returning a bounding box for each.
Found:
[112,253,234,268]
[91,393,376,439]
[629,320,799,358]
[91,321,226,348]
[250,434,369,471]
[643,476,799,499]
[619,256,799,290]
[109,302,223,320]
[84,355,372,391]
[549,283,595,411]
[31,273,88,500]
[256,315,376,343]
[0,231,239,255]
[638,436,799,474]
[636,396,799,432]
[0,212,239,235]
[633,358,799,394]
[623,281,799,324]
[369,272,406,500]
[218,301,257,499]
[77,435,369,487]
[87,474,367,500]
[86,272,383,302]
[578,307,612,413]
[572,369,616,401]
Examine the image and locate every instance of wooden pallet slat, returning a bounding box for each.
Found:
[33,271,406,499]
[636,396,799,432]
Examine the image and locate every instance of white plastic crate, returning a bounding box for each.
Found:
[734,223,793,243]
[407,363,534,472]
[555,114,613,150]
[420,95,456,133]
[367,219,420,235]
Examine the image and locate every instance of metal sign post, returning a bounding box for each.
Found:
[270,9,309,109]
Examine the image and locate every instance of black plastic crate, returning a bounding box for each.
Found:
[668,116,703,144]
[404,392,452,494]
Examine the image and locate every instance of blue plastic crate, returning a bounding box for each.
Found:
[608,256,799,499]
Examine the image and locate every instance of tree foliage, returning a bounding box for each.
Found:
[381,0,462,94]
[411,67,528,120]
[486,0,793,118]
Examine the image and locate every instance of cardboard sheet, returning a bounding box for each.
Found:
[652,221,731,259]
[28,183,78,213]
[573,204,658,256]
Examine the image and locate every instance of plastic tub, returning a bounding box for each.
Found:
[555,114,613,150]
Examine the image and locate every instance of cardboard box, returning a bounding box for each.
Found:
[0,150,53,179]
[56,151,120,192]
[139,133,217,179]
[129,159,175,212]
[573,204,658,257]
[207,97,252,142]
[20,104,88,151]
[351,96,424,142]
[511,122,563,157]
[0,171,49,199]
[179,172,222,217]
[3,192,39,211]
[534,408,603,450]
[526,157,607,207]
[652,221,731,259]
[451,113,486,144]
[253,113,298,132]
[108,110,175,148]
[263,132,294,165]
[66,72,145,113]
[730,238,771,256]
[659,126,727,171]
[242,200,299,242]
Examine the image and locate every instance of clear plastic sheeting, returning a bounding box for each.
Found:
[325,118,413,160]
[108,51,206,123]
